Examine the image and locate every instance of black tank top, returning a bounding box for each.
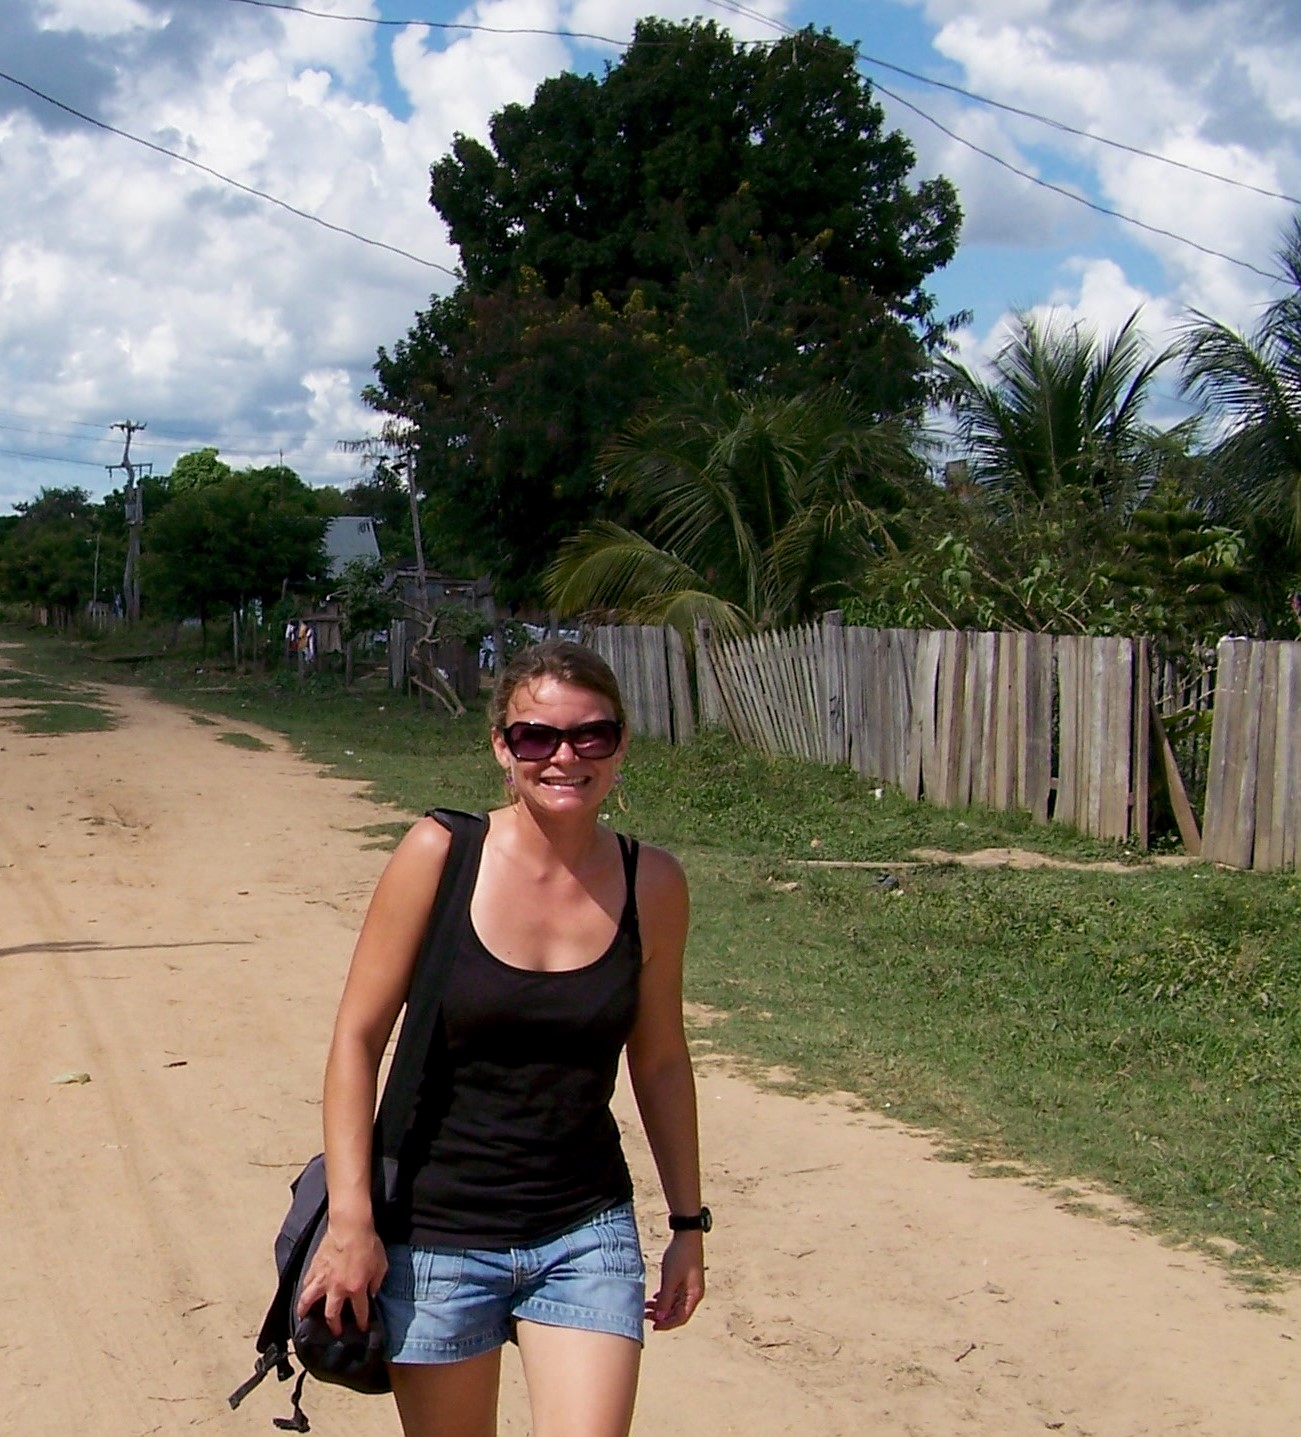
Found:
[397,824,641,1249]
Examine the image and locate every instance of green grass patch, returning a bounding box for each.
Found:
[218,730,273,751]
[0,661,116,735]
[3,699,117,735]
[7,623,1301,1273]
[190,714,219,726]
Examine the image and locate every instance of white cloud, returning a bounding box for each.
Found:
[34,0,161,38]
[2,0,1298,514]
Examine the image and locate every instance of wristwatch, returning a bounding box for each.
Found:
[668,1206,712,1233]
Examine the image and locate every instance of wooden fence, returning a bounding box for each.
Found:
[588,620,1301,872]
[698,621,1149,844]
[586,624,695,744]
[1202,639,1301,870]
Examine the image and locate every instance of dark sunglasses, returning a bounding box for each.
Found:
[502,720,624,762]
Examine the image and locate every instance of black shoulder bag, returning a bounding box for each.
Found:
[228,809,486,1432]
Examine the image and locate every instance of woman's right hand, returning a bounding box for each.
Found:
[295,1219,388,1335]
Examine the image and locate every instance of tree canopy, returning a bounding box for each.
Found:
[1180,217,1301,629]
[938,309,1178,510]
[369,18,961,602]
[144,465,328,628]
[544,385,914,637]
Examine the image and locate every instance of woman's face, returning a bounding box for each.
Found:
[492,676,627,816]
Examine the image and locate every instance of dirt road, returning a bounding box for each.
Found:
[3,662,1298,1436]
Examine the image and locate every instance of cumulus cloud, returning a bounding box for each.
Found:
[902,0,1301,332]
[2,0,1296,512]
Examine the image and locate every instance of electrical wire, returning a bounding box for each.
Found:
[702,0,1289,285]
[0,446,108,469]
[0,68,458,277]
[216,0,1299,207]
[223,0,628,46]
[212,0,1294,281]
[878,85,1286,285]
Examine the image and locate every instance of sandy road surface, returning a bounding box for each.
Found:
[2,664,1299,1437]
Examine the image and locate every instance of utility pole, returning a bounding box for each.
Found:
[106,420,151,622]
[401,430,429,616]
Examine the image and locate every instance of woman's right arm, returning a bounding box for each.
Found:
[296,816,452,1334]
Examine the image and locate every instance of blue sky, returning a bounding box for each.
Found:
[1,0,1297,512]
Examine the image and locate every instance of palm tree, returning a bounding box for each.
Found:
[1179,217,1301,618]
[939,308,1178,511]
[543,386,916,638]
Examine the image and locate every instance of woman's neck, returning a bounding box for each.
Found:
[497,800,608,874]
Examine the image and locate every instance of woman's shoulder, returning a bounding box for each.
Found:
[626,834,687,899]
[382,813,455,888]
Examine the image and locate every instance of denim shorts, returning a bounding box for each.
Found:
[378,1202,646,1364]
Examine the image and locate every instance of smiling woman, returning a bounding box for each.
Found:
[298,638,707,1437]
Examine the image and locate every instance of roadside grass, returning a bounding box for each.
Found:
[218,731,273,751]
[8,624,1301,1274]
[0,664,117,735]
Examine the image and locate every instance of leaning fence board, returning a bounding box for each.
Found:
[956,632,983,806]
[1201,638,1239,861]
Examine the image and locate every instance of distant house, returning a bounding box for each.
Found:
[323,516,382,578]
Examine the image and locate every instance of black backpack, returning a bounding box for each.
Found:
[228,810,485,1431]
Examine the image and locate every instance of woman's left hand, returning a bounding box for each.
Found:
[647,1231,706,1331]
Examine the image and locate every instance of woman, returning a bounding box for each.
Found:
[297,640,707,1437]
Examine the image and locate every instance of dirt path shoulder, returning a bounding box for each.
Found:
[2,672,1298,1437]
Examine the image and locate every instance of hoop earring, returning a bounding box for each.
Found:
[613,771,629,813]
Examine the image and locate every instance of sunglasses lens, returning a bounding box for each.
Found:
[570,721,622,758]
[505,724,561,760]
[503,721,622,761]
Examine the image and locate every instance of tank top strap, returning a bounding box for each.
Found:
[615,831,640,932]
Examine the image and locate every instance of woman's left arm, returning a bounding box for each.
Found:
[625,845,705,1332]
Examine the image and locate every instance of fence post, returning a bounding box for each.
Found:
[389,619,407,689]
[694,621,725,729]
[666,627,696,744]
[821,610,849,766]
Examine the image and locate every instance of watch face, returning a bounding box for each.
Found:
[700,1206,713,1233]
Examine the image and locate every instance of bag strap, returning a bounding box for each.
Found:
[373,808,486,1162]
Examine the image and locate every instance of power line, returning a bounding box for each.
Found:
[223,0,630,46]
[0,446,107,469]
[217,0,1295,282]
[854,51,1299,209]
[219,0,1298,206]
[701,0,1288,285]
[878,86,1287,286]
[0,68,459,277]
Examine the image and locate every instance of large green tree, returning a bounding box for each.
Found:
[1180,217,1301,630]
[0,486,98,616]
[371,18,961,601]
[144,466,328,634]
[544,386,914,637]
